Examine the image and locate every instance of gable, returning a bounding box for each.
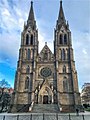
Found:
[38,43,54,62]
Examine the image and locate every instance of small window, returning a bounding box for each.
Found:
[31,49,34,59]
[25,49,27,59]
[29,78,32,91]
[44,52,48,60]
[25,77,29,89]
[59,34,63,44]
[26,65,30,73]
[26,34,29,45]
[63,65,66,73]
[27,49,30,60]
[64,34,67,44]
[30,34,33,45]
[61,49,66,60]
[59,49,61,60]
[67,49,69,60]
[63,77,68,92]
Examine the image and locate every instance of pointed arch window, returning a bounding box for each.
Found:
[26,34,29,45]
[44,52,48,60]
[67,49,70,60]
[26,65,30,73]
[64,34,67,44]
[31,49,34,59]
[29,77,32,92]
[63,77,68,92]
[59,34,63,44]
[25,49,27,59]
[61,49,66,60]
[59,49,61,60]
[27,49,30,60]
[30,34,33,45]
[63,65,66,73]
[25,77,29,89]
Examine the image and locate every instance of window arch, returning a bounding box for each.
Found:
[26,34,29,45]
[64,34,67,44]
[59,34,63,44]
[44,52,48,60]
[25,77,29,89]
[27,49,30,60]
[63,65,66,73]
[26,65,30,73]
[63,77,68,92]
[61,49,66,60]
[30,34,33,45]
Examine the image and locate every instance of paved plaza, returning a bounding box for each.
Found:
[0,112,90,120]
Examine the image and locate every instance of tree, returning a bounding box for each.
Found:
[0,79,11,112]
[0,79,11,88]
[81,83,90,110]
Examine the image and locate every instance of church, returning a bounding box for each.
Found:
[11,1,81,113]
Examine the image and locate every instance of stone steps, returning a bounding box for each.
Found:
[32,104,60,113]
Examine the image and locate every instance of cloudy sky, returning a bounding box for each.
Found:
[0,0,90,92]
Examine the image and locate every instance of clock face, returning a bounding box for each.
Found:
[40,67,52,77]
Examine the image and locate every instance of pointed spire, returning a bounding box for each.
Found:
[67,21,69,29]
[58,0,66,23]
[28,1,35,22]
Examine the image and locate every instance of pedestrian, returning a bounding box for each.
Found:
[76,108,79,116]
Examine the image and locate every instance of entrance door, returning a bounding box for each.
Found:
[43,95,48,104]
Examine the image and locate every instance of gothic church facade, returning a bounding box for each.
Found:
[11,1,81,112]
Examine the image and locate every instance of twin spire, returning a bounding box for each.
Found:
[28,1,35,21]
[27,1,66,25]
[58,0,66,23]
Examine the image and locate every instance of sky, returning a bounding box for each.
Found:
[0,0,90,92]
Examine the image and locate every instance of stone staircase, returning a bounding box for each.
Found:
[32,104,60,113]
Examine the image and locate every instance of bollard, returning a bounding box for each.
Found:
[3,116,5,120]
[69,114,71,120]
[30,114,32,120]
[17,115,19,120]
[43,113,44,120]
[82,115,85,120]
[56,113,58,120]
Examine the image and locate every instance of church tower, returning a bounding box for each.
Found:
[54,1,81,112]
[11,1,81,113]
[11,1,38,112]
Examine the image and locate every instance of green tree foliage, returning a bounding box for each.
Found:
[0,79,11,112]
[0,79,11,88]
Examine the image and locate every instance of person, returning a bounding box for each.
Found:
[76,108,79,116]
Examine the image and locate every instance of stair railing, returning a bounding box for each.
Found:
[17,104,30,112]
[29,101,34,112]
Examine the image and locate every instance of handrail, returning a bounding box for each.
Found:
[29,101,34,111]
[17,104,31,112]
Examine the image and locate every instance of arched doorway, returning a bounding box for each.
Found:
[43,95,48,104]
[38,84,53,104]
